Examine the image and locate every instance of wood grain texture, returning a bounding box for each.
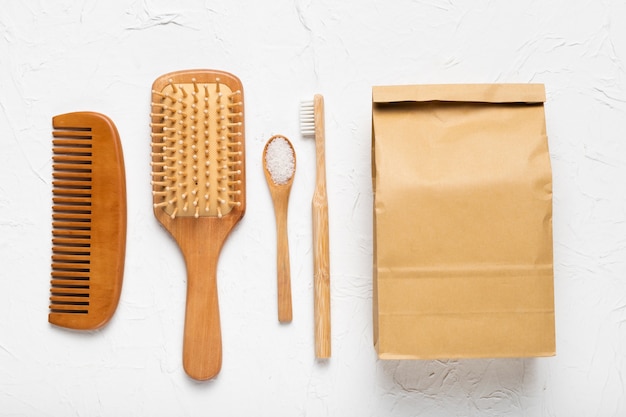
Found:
[156,215,239,380]
[151,69,245,380]
[263,135,296,323]
[49,112,127,330]
[312,94,331,358]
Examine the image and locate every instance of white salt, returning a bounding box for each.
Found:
[265,136,295,185]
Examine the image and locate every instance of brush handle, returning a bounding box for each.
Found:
[163,219,236,381]
[312,94,331,358]
[181,237,223,380]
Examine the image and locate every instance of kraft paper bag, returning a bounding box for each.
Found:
[372,84,555,359]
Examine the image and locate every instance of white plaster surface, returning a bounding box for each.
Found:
[1,0,625,415]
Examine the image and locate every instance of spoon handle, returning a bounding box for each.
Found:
[275,200,293,323]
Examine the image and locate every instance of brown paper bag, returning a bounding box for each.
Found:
[372,84,555,359]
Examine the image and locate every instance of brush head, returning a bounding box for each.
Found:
[150,70,245,220]
[300,94,325,141]
[299,99,316,137]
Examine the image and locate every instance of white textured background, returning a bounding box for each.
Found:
[1,1,625,416]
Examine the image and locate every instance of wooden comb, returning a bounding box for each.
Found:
[150,69,246,380]
[49,112,127,330]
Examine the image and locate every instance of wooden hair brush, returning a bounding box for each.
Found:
[150,69,246,380]
[49,112,127,330]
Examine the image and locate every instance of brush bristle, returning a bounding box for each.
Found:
[299,100,315,137]
[150,76,244,219]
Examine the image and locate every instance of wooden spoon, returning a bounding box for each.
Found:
[263,135,296,323]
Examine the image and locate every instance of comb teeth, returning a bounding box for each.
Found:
[151,76,244,219]
[51,127,93,315]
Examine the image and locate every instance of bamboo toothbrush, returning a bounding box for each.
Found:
[300,94,331,358]
[49,112,126,330]
[150,69,245,380]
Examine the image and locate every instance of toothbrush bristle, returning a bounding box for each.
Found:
[299,100,315,137]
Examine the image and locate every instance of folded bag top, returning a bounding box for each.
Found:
[372,83,554,360]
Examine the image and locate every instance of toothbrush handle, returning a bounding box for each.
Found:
[313,94,331,358]
[313,191,331,358]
